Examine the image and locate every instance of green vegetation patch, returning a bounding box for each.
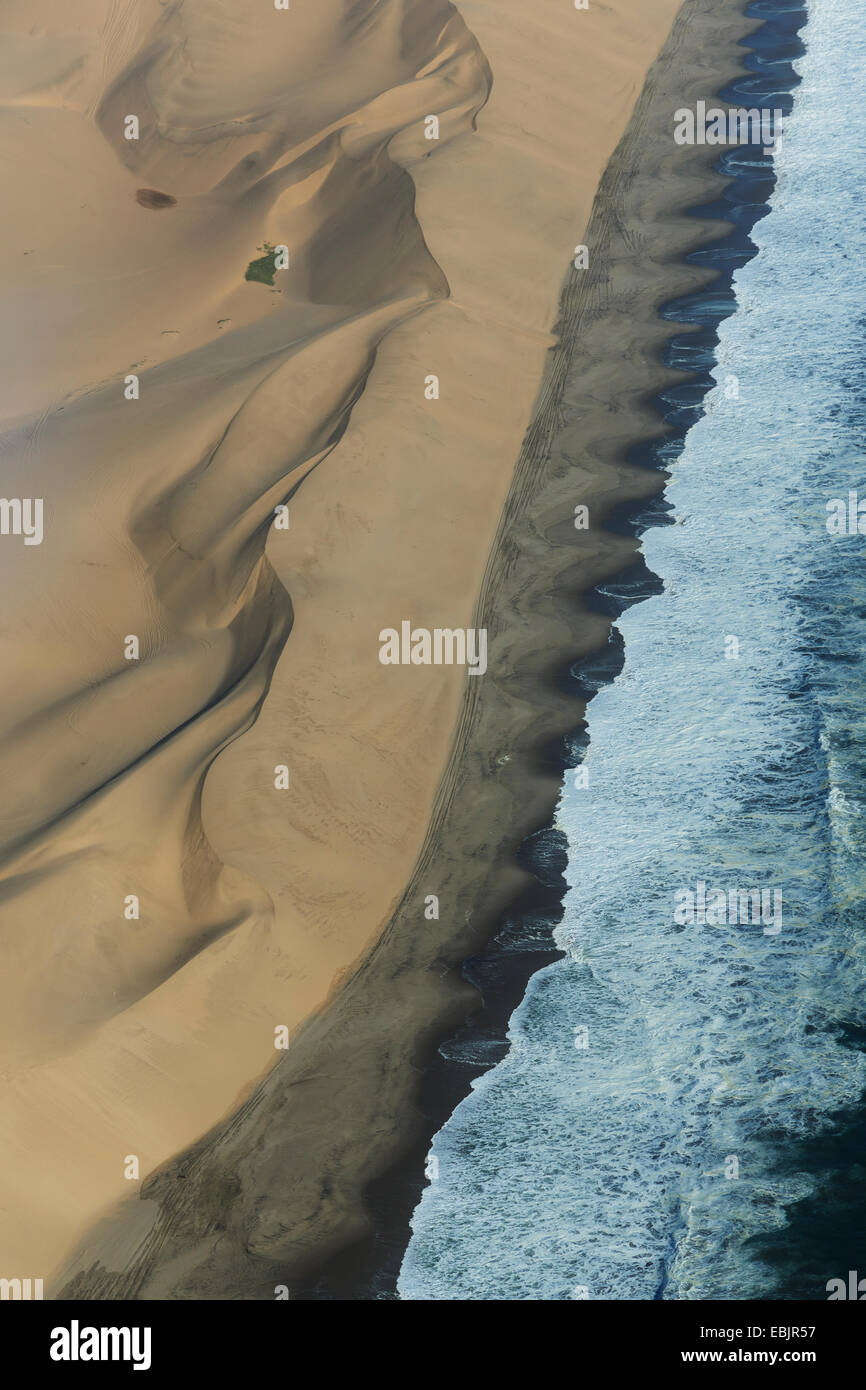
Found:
[245,242,278,286]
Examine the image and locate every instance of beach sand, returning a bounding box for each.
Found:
[0,0,750,1292]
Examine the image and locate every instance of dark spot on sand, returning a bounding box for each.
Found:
[136,188,177,210]
[245,243,278,286]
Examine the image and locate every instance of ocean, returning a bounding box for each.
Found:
[399,0,866,1300]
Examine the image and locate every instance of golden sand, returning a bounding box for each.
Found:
[0,0,704,1283]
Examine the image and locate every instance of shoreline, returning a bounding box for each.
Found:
[382,0,810,1304]
[2,0,693,1288]
[53,0,777,1300]
[306,0,809,1300]
[298,0,776,1299]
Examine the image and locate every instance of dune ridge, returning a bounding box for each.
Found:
[0,0,489,1277]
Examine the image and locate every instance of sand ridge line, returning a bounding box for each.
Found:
[0,0,491,1280]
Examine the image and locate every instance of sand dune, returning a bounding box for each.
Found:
[0,0,686,1285]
